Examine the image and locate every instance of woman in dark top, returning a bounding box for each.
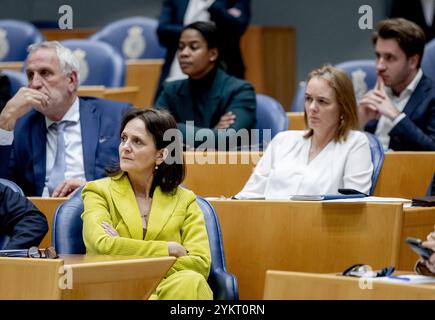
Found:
[155,21,256,150]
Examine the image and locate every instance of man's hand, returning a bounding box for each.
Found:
[215,111,236,129]
[168,241,187,257]
[422,241,435,274]
[51,179,86,198]
[0,88,49,131]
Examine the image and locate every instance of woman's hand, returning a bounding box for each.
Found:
[422,240,435,274]
[168,241,187,257]
[102,221,119,237]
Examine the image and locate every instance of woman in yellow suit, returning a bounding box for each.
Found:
[81,108,213,300]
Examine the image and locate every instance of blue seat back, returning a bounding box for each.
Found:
[61,39,126,87]
[255,94,288,147]
[90,16,166,59]
[290,60,376,112]
[422,38,435,82]
[2,69,28,95]
[0,178,25,249]
[53,189,239,300]
[365,132,384,195]
[0,19,43,61]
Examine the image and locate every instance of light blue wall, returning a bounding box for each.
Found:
[0,0,392,88]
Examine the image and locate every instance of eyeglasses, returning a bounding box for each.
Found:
[342,264,395,278]
[0,246,58,259]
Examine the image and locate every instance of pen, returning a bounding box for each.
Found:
[387,275,410,281]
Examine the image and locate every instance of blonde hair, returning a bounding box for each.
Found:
[304,65,358,142]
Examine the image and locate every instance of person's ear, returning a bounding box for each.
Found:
[156,148,169,166]
[68,71,78,92]
[209,48,218,62]
[409,54,420,70]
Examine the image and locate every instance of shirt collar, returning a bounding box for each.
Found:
[45,97,80,129]
[385,69,423,100]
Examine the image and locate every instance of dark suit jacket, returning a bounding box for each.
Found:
[365,74,435,151]
[391,0,435,42]
[0,97,131,196]
[155,67,256,149]
[0,184,48,249]
[0,74,11,114]
[155,0,251,100]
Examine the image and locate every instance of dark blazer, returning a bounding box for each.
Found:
[155,0,251,100]
[155,67,256,149]
[365,74,435,151]
[0,183,48,249]
[0,74,11,114]
[391,0,435,42]
[0,97,131,196]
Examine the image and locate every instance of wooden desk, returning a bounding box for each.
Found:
[184,151,435,199]
[0,255,175,299]
[105,86,139,104]
[286,112,306,130]
[29,197,67,247]
[209,200,435,299]
[126,59,164,108]
[263,270,435,299]
[0,61,23,72]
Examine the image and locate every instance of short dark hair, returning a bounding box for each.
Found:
[182,21,219,49]
[373,18,426,67]
[107,108,185,195]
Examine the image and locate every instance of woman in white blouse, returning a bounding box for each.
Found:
[236,65,373,199]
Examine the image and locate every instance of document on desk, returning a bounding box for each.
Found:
[373,275,435,284]
[325,196,411,203]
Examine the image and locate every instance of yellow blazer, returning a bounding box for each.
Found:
[81,172,211,279]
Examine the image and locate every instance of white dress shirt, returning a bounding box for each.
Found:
[235,130,373,200]
[166,0,215,82]
[421,0,435,26]
[42,97,85,196]
[375,69,423,151]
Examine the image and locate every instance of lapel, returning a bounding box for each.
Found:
[402,75,431,119]
[145,186,178,241]
[79,98,100,180]
[109,173,143,240]
[31,112,48,195]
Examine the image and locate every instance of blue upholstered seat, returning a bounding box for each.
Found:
[61,39,126,87]
[2,69,28,95]
[422,38,435,82]
[290,60,377,112]
[89,16,166,60]
[365,132,384,195]
[255,94,288,148]
[52,188,239,300]
[0,19,43,62]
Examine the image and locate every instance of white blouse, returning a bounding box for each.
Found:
[235,130,373,200]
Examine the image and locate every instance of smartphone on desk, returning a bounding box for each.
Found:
[406,237,434,260]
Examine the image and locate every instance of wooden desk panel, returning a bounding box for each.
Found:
[0,255,175,300]
[373,152,435,198]
[263,270,435,299]
[287,112,306,130]
[0,61,23,72]
[126,59,163,108]
[29,197,67,247]
[210,200,435,299]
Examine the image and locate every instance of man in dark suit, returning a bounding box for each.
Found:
[0,41,131,197]
[155,0,251,100]
[390,0,435,42]
[0,183,48,249]
[359,18,435,152]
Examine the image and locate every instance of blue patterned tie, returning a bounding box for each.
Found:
[47,121,69,196]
